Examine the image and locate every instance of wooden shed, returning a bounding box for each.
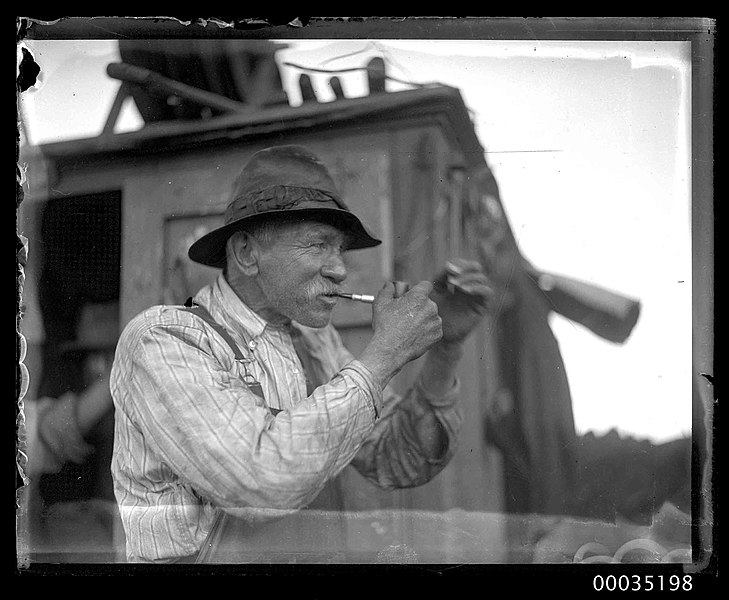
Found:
[18,50,510,561]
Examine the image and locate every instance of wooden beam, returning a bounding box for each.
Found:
[106,62,254,114]
[101,83,129,136]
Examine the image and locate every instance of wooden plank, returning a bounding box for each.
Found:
[106,62,253,114]
[101,83,129,137]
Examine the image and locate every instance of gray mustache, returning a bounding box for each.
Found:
[306,284,340,299]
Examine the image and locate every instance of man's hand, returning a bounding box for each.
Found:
[430,258,493,345]
[358,281,443,388]
[37,392,94,467]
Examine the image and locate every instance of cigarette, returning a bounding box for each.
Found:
[336,292,375,304]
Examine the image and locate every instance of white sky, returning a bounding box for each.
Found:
[17,37,693,443]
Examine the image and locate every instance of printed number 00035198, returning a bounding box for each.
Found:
[593,574,692,592]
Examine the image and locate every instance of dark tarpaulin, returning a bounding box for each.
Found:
[490,259,693,523]
[471,167,686,521]
[487,266,579,515]
[470,167,578,515]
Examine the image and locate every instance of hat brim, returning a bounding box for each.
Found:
[188,207,382,269]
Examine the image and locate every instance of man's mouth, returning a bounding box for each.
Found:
[319,291,340,304]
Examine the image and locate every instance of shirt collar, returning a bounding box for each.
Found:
[209,273,269,338]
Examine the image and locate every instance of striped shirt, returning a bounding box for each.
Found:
[110,274,461,562]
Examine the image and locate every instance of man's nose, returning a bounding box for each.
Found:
[321,253,347,283]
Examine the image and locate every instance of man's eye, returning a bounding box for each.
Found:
[308,240,345,252]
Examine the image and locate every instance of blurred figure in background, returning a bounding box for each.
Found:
[22,301,122,562]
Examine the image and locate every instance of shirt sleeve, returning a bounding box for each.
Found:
[349,365,462,489]
[320,326,463,489]
[112,309,379,513]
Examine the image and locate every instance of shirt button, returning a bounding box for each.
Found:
[248,340,257,350]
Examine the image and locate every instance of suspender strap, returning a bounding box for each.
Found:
[181,298,247,361]
[179,298,279,413]
[193,505,230,565]
[178,298,273,564]
[178,298,329,564]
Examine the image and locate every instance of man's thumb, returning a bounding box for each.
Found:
[377,281,396,301]
[392,280,411,298]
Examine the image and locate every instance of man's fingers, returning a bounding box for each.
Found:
[408,280,433,297]
[445,272,492,295]
[447,271,490,286]
[377,281,396,301]
[376,280,433,304]
[455,282,494,298]
[392,280,412,298]
[446,258,482,275]
[442,260,491,287]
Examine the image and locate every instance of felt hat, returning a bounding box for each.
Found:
[188,145,382,268]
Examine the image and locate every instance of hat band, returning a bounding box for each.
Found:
[226,185,346,223]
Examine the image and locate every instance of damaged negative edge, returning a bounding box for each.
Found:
[16,235,31,569]
[18,15,309,32]
[16,33,33,566]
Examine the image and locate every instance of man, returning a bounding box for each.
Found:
[110,145,491,563]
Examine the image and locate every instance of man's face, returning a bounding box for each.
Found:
[254,220,348,328]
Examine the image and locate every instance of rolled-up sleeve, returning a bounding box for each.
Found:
[350,370,462,489]
[316,327,462,489]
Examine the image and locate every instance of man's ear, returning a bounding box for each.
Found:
[227,231,259,276]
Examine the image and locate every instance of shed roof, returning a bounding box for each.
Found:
[37,85,486,168]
